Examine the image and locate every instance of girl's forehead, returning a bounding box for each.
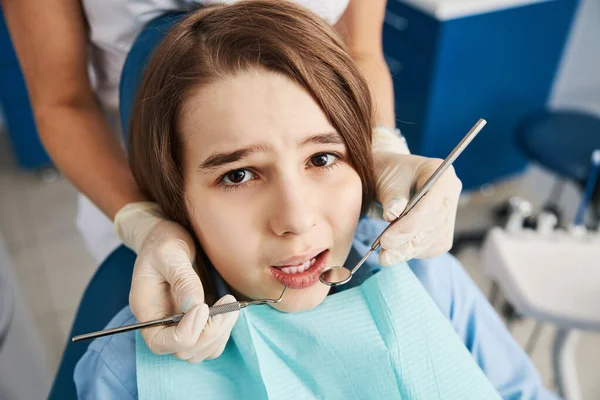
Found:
[179,70,335,149]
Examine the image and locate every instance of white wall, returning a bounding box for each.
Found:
[551,0,600,115]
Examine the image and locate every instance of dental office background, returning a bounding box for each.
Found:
[0,0,599,399]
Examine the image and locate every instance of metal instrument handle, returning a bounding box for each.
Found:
[209,302,242,316]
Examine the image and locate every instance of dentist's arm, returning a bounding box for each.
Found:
[335,0,463,264]
[334,0,401,141]
[1,0,144,219]
[1,0,236,360]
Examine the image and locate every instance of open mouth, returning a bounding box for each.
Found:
[269,249,329,289]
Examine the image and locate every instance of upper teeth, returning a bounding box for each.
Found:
[279,257,316,274]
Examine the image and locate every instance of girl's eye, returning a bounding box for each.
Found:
[309,153,338,168]
[221,169,254,185]
[218,152,341,190]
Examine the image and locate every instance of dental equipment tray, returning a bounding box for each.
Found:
[482,227,600,331]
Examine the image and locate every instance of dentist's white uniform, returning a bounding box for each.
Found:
[76,0,351,263]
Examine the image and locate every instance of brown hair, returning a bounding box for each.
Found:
[129,0,375,300]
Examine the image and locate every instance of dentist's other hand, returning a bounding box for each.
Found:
[371,127,462,266]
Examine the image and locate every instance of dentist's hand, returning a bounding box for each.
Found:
[114,202,239,362]
[372,127,462,266]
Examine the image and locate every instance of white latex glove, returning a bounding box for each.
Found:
[372,127,462,266]
[114,202,239,361]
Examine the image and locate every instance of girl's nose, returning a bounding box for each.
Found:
[268,178,318,237]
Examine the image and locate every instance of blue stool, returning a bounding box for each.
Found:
[48,11,187,399]
[515,109,600,226]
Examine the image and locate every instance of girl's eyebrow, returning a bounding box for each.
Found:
[298,131,344,147]
[198,131,343,174]
[198,143,270,173]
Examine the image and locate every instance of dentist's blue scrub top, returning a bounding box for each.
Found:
[74,217,560,399]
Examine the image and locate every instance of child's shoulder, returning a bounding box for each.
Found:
[74,306,138,398]
[88,306,137,352]
[86,306,137,354]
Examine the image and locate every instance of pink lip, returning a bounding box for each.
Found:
[271,247,328,267]
[269,250,329,289]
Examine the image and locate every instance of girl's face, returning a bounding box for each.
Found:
[180,69,363,312]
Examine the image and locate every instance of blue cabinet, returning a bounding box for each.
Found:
[0,9,51,170]
[383,0,579,190]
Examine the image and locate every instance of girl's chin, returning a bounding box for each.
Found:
[267,285,330,313]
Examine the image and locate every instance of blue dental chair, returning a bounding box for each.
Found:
[48,12,186,400]
[48,246,136,399]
